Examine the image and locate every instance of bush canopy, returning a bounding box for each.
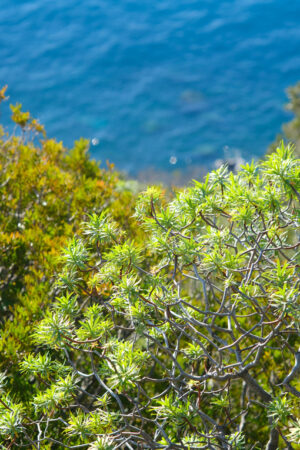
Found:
[0,89,139,402]
[0,140,299,449]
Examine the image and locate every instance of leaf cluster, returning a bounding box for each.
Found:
[0,142,298,449]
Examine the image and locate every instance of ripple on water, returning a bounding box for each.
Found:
[0,0,299,177]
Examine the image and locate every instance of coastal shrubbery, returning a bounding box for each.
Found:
[0,109,299,450]
[0,88,140,401]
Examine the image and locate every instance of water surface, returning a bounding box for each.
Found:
[1,0,300,174]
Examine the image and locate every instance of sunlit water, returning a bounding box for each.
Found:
[1,0,300,176]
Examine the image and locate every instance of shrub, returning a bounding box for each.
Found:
[0,89,140,399]
[1,143,299,449]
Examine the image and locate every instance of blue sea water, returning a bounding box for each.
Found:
[1,0,300,175]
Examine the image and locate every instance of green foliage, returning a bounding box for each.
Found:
[0,143,298,448]
[227,432,246,449]
[267,396,291,428]
[0,399,24,438]
[88,436,116,450]
[0,89,140,402]
[287,419,300,444]
[83,211,120,245]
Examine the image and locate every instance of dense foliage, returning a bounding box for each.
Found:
[0,87,140,399]
[1,140,299,449]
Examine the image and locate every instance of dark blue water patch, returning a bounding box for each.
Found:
[0,0,299,175]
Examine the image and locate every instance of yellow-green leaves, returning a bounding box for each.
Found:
[152,395,193,427]
[62,238,89,270]
[1,91,299,450]
[33,312,73,347]
[267,396,292,428]
[0,85,8,103]
[10,103,30,128]
[105,240,143,269]
[82,212,121,245]
[287,419,300,444]
[33,375,77,413]
[0,400,24,438]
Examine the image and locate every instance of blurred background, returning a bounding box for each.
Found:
[1,0,300,180]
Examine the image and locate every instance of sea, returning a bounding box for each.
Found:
[1,0,300,178]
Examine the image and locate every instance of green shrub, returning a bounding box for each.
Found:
[1,143,299,449]
[0,89,140,399]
